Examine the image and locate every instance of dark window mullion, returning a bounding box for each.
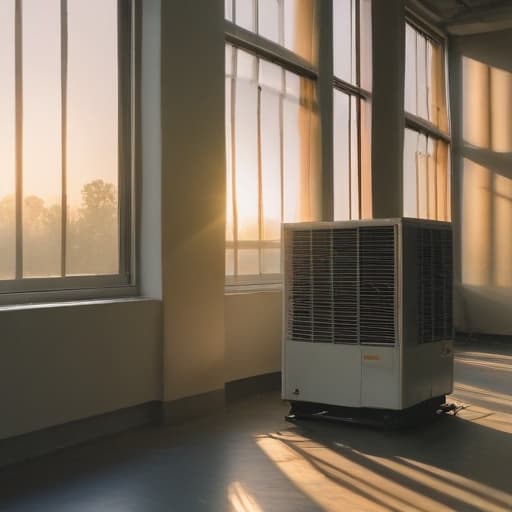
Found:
[60,0,68,277]
[355,0,361,88]
[348,95,352,218]
[257,73,263,275]
[230,48,239,277]
[279,68,285,226]
[14,0,23,279]
[117,0,133,278]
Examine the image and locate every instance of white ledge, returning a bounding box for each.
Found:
[0,295,161,312]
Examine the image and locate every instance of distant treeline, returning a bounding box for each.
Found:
[0,179,118,278]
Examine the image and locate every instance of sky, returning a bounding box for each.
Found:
[0,0,119,207]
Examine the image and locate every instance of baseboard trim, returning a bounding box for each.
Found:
[0,375,283,469]
[225,371,282,402]
[161,389,226,426]
[0,401,160,469]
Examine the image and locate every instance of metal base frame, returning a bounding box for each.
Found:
[286,395,447,429]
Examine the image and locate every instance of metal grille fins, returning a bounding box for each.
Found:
[286,226,396,345]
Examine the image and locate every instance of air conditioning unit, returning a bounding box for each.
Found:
[282,218,453,424]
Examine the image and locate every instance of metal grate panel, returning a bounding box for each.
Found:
[333,228,358,344]
[418,226,453,342]
[359,226,396,344]
[286,225,396,345]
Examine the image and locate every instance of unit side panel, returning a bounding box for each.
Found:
[401,224,421,346]
[402,341,454,407]
[401,344,434,408]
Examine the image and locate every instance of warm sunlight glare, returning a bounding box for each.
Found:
[227,482,263,512]
[399,457,512,509]
[257,432,448,512]
[493,173,512,287]
[462,159,491,286]
[463,57,490,149]
[490,66,512,153]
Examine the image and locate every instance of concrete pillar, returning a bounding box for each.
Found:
[160,0,226,413]
[371,0,405,218]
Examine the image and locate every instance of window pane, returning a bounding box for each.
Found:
[426,40,434,123]
[333,0,354,83]
[259,59,281,91]
[359,0,372,91]
[405,23,447,131]
[360,98,372,218]
[225,0,233,21]
[261,87,282,240]
[259,0,280,44]
[427,137,437,219]
[283,0,315,63]
[226,47,234,242]
[22,0,62,278]
[0,0,16,280]
[226,248,235,276]
[262,248,280,274]
[238,248,259,275]
[350,95,359,218]
[235,0,255,31]
[403,128,418,217]
[283,72,318,224]
[283,74,302,222]
[404,129,450,221]
[416,33,428,120]
[333,90,350,220]
[404,24,417,116]
[417,133,428,218]
[66,0,119,276]
[432,43,448,133]
[235,50,259,241]
[436,140,449,221]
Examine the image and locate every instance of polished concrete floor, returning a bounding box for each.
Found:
[0,342,511,512]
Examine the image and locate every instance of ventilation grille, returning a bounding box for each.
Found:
[286,225,396,345]
[418,227,453,343]
[359,227,396,344]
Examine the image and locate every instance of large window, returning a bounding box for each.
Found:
[225,0,316,64]
[332,0,372,221]
[225,0,320,285]
[403,21,450,221]
[0,0,134,296]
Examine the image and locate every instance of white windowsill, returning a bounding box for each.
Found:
[225,282,282,295]
[0,287,162,312]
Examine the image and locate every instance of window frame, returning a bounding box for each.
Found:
[0,0,139,305]
[224,4,320,288]
[403,12,452,221]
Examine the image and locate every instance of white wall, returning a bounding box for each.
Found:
[450,29,512,335]
[0,299,162,440]
[225,292,282,382]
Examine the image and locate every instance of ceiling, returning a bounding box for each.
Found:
[409,0,512,34]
